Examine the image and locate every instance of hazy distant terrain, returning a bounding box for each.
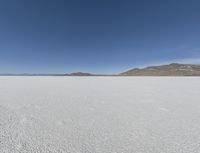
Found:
[121,63,200,76]
[2,63,200,76]
[0,77,200,153]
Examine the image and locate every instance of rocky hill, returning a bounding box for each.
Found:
[120,63,200,76]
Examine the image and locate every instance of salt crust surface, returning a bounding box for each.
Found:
[0,77,200,153]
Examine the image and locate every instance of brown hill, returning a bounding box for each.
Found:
[120,63,200,76]
[68,72,95,76]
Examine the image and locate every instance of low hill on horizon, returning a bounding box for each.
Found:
[120,63,200,76]
[1,63,200,76]
[67,72,95,76]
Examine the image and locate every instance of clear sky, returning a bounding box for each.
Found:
[0,0,200,74]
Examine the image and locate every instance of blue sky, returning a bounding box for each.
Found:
[0,0,200,74]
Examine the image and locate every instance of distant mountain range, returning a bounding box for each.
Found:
[120,63,200,76]
[67,72,95,76]
[1,63,200,76]
[0,72,95,76]
[0,72,98,76]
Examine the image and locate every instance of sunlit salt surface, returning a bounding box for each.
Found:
[0,76,200,153]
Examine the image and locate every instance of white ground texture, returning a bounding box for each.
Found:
[0,77,200,153]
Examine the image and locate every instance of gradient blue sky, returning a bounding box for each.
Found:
[0,0,200,74]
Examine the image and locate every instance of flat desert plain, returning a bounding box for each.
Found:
[0,77,200,153]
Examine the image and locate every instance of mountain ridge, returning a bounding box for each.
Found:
[120,63,200,76]
[1,63,200,76]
